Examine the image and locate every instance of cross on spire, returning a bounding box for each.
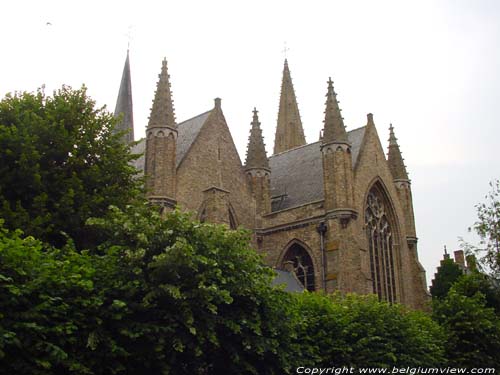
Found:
[282,42,290,59]
[125,25,134,50]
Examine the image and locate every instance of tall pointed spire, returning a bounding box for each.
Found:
[273,59,306,154]
[387,124,409,180]
[148,58,176,129]
[245,108,269,170]
[114,50,134,144]
[323,77,348,144]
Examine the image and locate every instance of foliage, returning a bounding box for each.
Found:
[452,272,500,315]
[85,203,301,374]
[294,292,446,368]
[469,179,500,277]
[430,258,464,300]
[0,86,142,249]
[433,275,500,368]
[0,221,104,374]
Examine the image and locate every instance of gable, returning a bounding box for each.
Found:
[175,106,253,227]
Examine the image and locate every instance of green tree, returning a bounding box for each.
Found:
[0,86,142,249]
[430,258,464,299]
[433,281,500,368]
[469,179,500,277]
[0,205,303,375]
[294,292,446,368]
[0,221,106,374]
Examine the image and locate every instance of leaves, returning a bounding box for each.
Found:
[0,86,143,250]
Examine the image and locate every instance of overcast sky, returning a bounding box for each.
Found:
[2,0,499,285]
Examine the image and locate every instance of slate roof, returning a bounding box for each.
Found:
[269,126,366,211]
[271,269,305,292]
[131,110,212,172]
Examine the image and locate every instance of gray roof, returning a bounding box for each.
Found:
[269,126,366,211]
[131,110,212,172]
[271,269,305,292]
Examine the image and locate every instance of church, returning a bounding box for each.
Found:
[113,51,429,309]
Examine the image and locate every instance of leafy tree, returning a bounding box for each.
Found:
[294,293,446,368]
[469,179,500,277]
[0,86,142,249]
[433,282,500,368]
[0,204,302,375]
[452,272,500,315]
[430,258,464,299]
[0,221,105,374]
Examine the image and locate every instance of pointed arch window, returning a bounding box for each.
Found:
[282,243,315,291]
[365,185,397,303]
[228,208,237,230]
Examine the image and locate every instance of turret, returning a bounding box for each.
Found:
[320,78,356,223]
[113,50,134,144]
[387,124,416,241]
[245,108,271,219]
[273,59,306,154]
[144,58,177,210]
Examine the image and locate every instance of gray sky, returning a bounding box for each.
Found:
[2,0,499,285]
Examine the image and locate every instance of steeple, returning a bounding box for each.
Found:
[322,78,348,144]
[113,50,134,144]
[273,59,306,154]
[148,58,176,129]
[245,108,269,170]
[387,124,409,180]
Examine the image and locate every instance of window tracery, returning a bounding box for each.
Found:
[282,243,315,291]
[365,186,397,303]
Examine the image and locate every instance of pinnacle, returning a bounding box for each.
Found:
[322,77,348,144]
[387,124,409,180]
[245,107,269,170]
[273,59,306,154]
[148,58,176,129]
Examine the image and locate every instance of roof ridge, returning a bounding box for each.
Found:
[270,141,321,158]
[177,109,212,127]
[348,125,367,133]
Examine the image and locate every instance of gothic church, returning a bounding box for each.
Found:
[114,51,429,309]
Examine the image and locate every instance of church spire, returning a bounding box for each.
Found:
[387,124,409,180]
[148,58,176,129]
[245,108,269,170]
[113,50,134,144]
[322,77,348,144]
[273,59,306,154]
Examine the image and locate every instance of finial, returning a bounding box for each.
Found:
[214,97,222,109]
[444,245,448,255]
[252,107,259,121]
[388,123,398,146]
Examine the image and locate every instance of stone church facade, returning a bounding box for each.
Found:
[114,52,429,309]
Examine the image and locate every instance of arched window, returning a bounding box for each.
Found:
[282,243,315,291]
[365,185,397,303]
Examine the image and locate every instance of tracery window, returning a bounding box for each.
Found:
[365,186,397,303]
[282,243,315,291]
